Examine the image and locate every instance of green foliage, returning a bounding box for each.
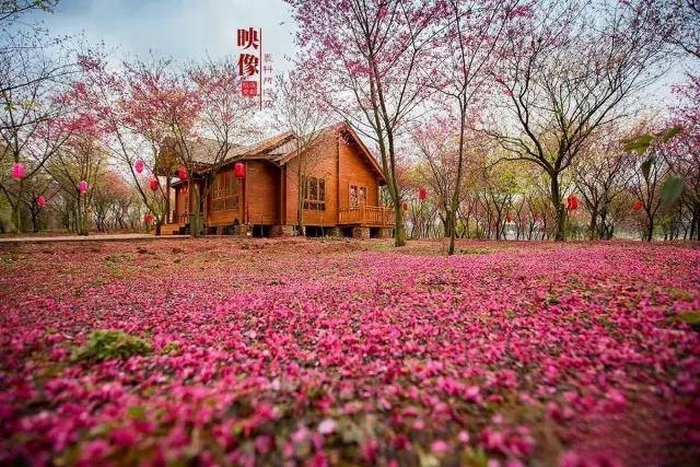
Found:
[640,156,655,182]
[623,126,681,154]
[678,311,700,330]
[72,330,152,363]
[162,341,181,356]
[660,175,685,204]
[623,134,654,155]
[660,126,681,143]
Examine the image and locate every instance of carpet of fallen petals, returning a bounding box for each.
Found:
[1,238,699,466]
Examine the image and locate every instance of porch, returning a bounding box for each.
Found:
[338,206,395,227]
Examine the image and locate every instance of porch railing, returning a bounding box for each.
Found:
[338,205,395,226]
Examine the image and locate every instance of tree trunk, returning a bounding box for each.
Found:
[77,196,88,236]
[588,211,598,240]
[448,206,457,255]
[297,162,305,236]
[645,217,654,242]
[31,208,40,233]
[394,204,406,247]
[166,177,171,224]
[550,175,565,241]
[12,178,23,234]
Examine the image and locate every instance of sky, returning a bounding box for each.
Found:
[32,0,298,73]
[25,0,697,125]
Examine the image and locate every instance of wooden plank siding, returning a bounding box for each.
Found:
[246,161,279,225]
[337,135,380,212]
[284,132,339,227]
[206,165,243,227]
[168,125,391,232]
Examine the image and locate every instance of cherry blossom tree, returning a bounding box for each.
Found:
[273,70,332,235]
[285,0,449,247]
[428,0,525,253]
[574,126,636,239]
[638,0,700,61]
[665,76,700,239]
[0,17,77,232]
[75,55,257,236]
[46,133,107,235]
[488,0,669,241]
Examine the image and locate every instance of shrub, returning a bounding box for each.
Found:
[72,330,152,363]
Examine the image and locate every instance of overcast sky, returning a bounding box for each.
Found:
[28,0,695,119]
[34,0,297,72]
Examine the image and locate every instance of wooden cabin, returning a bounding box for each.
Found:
[161,123,394,238]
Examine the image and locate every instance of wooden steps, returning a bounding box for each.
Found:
[159,223,184,235]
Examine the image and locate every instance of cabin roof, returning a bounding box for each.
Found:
[168,122,385,184]
[238,123,385,183]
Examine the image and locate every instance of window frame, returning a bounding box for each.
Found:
[211,171,239,212]
[303,176,326,211]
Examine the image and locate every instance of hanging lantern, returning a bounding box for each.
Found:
[506,214,512,223]
[234,162,246,179]
[78,180,88,195]
[134,159,144,174]
[177,166,188,180]
[144,213,154,225]
[37,196,46,208]
[148,178,159,191]
[10,163,25,180]
[633,200,643,211]
[418,187,427,201]
[402,202,408,211]
[566,194,579,211]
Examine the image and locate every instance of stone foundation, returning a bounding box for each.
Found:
[233,224,250,236]
[352,227,370,239]
[326,227,341,237]
[270,225,295,237]
[375,228,393,239]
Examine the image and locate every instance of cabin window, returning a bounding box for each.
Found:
[350,185,367,208]
[303,176,326,211]
[211,172,239,211]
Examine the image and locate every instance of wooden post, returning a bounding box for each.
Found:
[244,163,248,225]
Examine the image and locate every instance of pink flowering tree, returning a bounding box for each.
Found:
[285,0,449,247]
[487,0,669,241]
[0,21,77,232]
[273,70,333,235]
[77,55,258,237]
[574,125,636,239]
[664,76,700,239]
[426,0,526,253]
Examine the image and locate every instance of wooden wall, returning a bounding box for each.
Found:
[170,129,383,229]
[207,166,243,227]
[174,185,188,220]
[246,161,279,225]
[284,132,339,227]
[338,136,380,209]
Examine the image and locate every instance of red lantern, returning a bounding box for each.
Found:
[633,200,643,211]
[10,163,25,180]
[418,187,427,201]
[37,196,46,208]
[234,162,246,179]
[566,194,579,211]
[402,202,408,211]
[144,213,154,225]
[78,180,88,195]
[506,214,512,223]
[177,166,188,180]
[134,159,144,174]
[148,179,159,191]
